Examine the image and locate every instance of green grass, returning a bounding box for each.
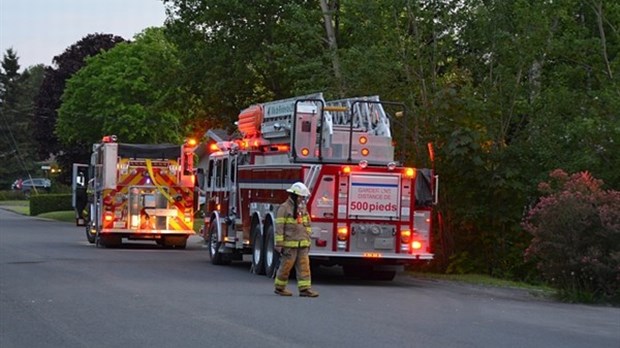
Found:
[408,271,554,294]
[0,200,29,215]
[38,210,75,223]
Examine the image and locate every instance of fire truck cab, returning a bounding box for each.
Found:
[198,93,437,280]
[73,136,197,248]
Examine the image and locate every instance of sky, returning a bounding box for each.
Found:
[0,0,168,71]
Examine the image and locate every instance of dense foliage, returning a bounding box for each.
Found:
[0,49,45,188]
[57,28,192,145]
[523,170,620,303]
[33,33,125,184]
[29,193,73,216]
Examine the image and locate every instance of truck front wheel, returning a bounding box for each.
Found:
[208,222,230,265]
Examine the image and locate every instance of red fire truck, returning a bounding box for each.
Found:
[198,93,437,280]
[73,136,197,248]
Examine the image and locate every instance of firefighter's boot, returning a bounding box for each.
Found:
[299,288,319,298]
[274,288,293,297]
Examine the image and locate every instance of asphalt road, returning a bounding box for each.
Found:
[1,209,619,348]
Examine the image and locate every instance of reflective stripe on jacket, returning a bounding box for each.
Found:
[275,197,312,248]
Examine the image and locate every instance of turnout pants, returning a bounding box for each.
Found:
[274,247,311,291]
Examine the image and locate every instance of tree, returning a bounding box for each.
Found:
[0,49,45,188]
[0,48,20,108]
[32,33,125,183]
[57,28,191,145]
[163,0,328,129]
[33,33,126,184]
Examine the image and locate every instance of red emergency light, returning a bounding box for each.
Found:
[102,135,117,143]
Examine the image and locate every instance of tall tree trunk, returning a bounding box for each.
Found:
[590,1,613,80]
[319,0,346,97]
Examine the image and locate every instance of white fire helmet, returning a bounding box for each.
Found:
[286,182,310,197]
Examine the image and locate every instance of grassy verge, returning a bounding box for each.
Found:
[0,200,29,215]
[0,200,75,221]
[38,211,75,223]
[408,271,555,294]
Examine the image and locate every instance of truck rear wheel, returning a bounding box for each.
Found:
[251,224,265,275]
[208,222,230,265]
[263,222,280,278]
[85,222,96,244]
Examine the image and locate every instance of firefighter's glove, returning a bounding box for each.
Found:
[274,246,283,254]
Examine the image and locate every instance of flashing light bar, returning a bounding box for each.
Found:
[102,135,117,143]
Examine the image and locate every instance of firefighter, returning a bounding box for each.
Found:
[274,182,319,297]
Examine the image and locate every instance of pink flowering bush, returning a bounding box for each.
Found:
[523,169,620,303]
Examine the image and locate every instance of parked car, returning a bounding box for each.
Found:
[20,178,52,196]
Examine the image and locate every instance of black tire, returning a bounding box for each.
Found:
[85,222,96,244]
[263,222,280,278]
[208,222,230,265]
[251,223,265,275]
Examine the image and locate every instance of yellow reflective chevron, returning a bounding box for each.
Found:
[146,159,174,203]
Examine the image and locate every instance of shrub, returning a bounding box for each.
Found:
[30,194,73,216]
[0,190,26,201]
[522,169,620,303]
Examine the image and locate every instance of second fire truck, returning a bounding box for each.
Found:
[73,136,197,248]
[198,93,437,280]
